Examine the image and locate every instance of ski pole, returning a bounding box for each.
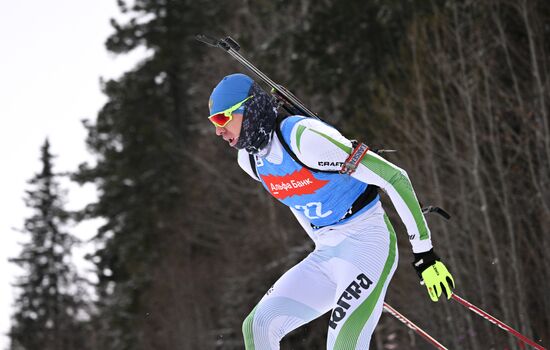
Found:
[451,294,546,350]
[383,302,448,350]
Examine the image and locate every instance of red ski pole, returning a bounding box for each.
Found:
[383,303,448,350]
[451,294,546,350]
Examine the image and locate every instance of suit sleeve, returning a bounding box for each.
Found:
[289,119,433,253]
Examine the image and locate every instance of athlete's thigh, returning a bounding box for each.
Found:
[323,211,399,349]
[245,253,336,347]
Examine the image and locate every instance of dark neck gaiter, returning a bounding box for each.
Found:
[235,82,278,154]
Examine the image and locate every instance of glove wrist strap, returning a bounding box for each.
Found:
[412,249,440,276]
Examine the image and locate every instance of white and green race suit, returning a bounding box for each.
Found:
[237,116,432,349]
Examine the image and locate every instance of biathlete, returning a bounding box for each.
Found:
[207,73,455,349]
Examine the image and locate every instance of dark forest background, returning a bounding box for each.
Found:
[8,0,550,349]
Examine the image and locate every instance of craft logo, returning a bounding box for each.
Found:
[260,168,328,200]
[318,161,345,167]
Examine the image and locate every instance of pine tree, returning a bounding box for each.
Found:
[72,1,242,348]
[9,139,89,350]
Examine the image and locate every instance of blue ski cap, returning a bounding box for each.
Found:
[208,73,254,116]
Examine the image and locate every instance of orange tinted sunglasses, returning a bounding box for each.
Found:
[208,95,253,127]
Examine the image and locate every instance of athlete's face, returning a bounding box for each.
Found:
[214,112,243,148]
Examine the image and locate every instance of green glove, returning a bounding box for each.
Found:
[412,249,455,302]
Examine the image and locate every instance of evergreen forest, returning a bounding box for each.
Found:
[9,0,550,349]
